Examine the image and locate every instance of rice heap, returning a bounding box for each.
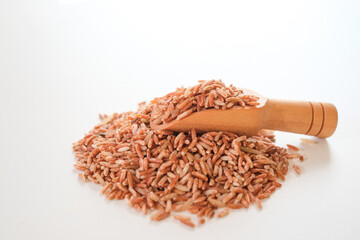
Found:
[73,80,301,227]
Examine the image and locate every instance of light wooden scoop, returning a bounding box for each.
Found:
[150,89,338,138]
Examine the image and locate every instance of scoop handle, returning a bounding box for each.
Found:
[264,99,338,138]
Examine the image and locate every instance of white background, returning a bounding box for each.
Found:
[1,0,360,239]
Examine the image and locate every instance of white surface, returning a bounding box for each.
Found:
[1,0,360,239]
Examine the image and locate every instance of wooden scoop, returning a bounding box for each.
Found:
[150,89,338,138]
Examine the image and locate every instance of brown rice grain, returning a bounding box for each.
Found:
[293,165,301,175]
[217,208,230,218]
[173,215,195,228]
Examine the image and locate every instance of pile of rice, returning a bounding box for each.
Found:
[73,80,302,227]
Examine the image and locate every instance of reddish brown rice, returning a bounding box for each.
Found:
[72,80,303,227]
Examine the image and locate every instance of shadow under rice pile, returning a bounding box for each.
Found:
[73,80,302,227]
